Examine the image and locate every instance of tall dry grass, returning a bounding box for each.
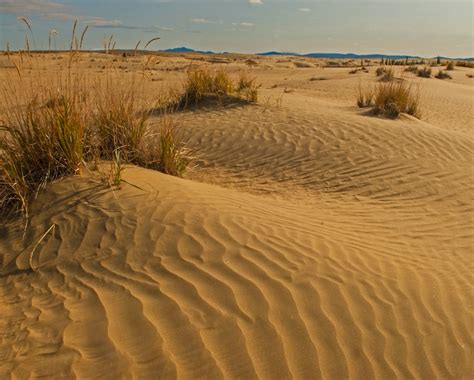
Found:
[178,68,259,108]
[0,18,189,217]
[357,78,421,119]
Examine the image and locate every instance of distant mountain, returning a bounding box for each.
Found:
[258,52,421,60]
[160,47,214,54]
[157,47,473,61]
[258,51,299,56]
[258,51,474,61]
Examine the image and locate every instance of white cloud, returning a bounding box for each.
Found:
[232,22,255,27]
[0,0,72,20]
[248,0,263,5]
[191,18,219,24]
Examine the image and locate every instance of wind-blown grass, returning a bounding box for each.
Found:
[0,18,191,217]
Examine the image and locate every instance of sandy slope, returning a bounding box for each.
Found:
[1,55,473,379]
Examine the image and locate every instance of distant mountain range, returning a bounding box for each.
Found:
[160,47,215,54]
[159,47,474,61]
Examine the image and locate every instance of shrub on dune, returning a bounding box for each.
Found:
[357,79,421,119]
[417,66,432,78]
[379,67,395,82]
[435,70,452,80]
[0,91,88,215]
[178,68,259,108]
[372,80,421,118]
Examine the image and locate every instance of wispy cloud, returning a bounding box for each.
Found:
[248,0,264,5]
[298,8,311,12]
[191,18,220,24]
[232,22,255,27]
[0,0,73,20]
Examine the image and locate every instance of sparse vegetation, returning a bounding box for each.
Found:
[357,79,421,119]
[417,66,432,78]
[404,65,419,74]
[375,67,386,77]
[455,60,474,68]
[357,82,374,108]
[446,62,454,71]
[178,68,259,108]
[0,19,191,216]
[379,68,395,82]
[435,70,452,80]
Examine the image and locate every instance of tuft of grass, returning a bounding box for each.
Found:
[379,67,395,82]
[178,68,259,108]
[0,93,88,216]
[373,80,421,118]
[446,61,455,71]
[375,67,386,77]
[435,70,452,80]
[92,85,149,163]
[417,66,432,78]
[404,65,419,74]
[357,81,374,108]
[236,72,260,103]
[139,116,190,177]
[357,79,421,119]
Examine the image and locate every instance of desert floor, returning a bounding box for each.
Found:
[0,53,473,379]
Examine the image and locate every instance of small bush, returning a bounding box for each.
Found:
[435,70,452,80]
[446,62,454,71]
[417,66,432,78]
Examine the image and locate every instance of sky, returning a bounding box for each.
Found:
[0,0,473,57]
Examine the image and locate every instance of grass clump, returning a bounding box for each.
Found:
[178,68,259,108]
[417,66,432,78]
[357,82,374,108]
[0,92,88,215]
[404,65,419,74]
[446,62,455,71]
[357,79,421,119]
[375,67,386,77]
[379,68,395,82]
[435,70,452,80]
[92,86,149,163]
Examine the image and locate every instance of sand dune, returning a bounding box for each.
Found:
[1,55,473,379]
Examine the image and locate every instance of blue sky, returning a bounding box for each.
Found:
[1,0,473,57]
